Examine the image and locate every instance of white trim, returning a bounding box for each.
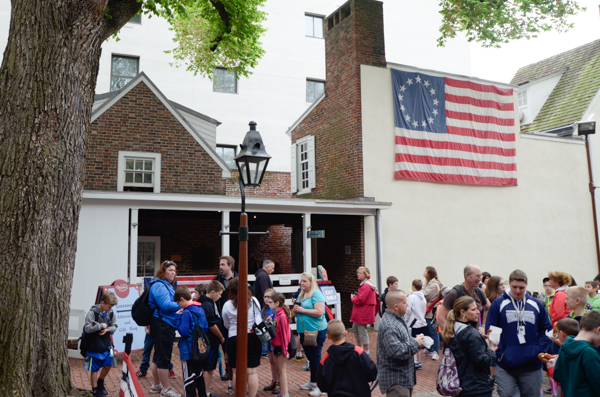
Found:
[294,135,316,194]
[92,73,231,177]
[118,151,162,193]
[520,133,585,145]
[82,190,392,216]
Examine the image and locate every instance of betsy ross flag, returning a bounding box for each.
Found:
[392,68,517,186]
[120,352,144,397]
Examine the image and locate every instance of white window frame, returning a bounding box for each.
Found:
[291,135,315,194]
[117,151,161,193]
[137,236,161,279]
[213,67,238,94]
[518,90,528,108]
[305,14,324,39]
[306,79,325,103]
[110,54,139,92]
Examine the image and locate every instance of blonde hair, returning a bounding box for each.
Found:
[357,266,370,278]
[442,296,475,344]
[326,319,346,342]
[299,272,318,300]
[548,271,572,287]
[566,286,589,306]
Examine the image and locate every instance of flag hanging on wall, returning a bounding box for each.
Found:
[392,68,517,186]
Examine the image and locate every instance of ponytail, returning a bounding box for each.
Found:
[271,292,291,320]
[442,310,457,344]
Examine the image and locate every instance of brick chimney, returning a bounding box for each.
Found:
[291,0,385,200]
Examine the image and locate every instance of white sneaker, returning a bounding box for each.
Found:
[160,387,182,397]
[431,351,439,360]
[309,387,323,396]
[149,384,163,394]
[300,381,317,390]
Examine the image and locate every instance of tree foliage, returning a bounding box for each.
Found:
[438,0,585,47]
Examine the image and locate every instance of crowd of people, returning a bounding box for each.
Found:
[80,257,600,397]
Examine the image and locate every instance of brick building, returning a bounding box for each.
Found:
[71,72,390,332]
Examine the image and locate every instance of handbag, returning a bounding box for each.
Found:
[252,299,276,344]
[299,298,324,347]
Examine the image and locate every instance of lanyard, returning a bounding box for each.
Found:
[509,293,526,327]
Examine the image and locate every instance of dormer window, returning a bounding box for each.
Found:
[518,90,528,108]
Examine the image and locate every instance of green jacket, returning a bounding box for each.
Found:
[554,336,600,397]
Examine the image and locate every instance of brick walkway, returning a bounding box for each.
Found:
[70,329,543,397]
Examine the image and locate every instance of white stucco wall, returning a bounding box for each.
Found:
[360,65,598,292]
[71,203,130,312]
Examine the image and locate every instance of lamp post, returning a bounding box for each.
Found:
[578,121,600,273]
[224,121,271,396]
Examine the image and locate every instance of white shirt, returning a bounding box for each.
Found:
[405,291,427,328]
[222,296,263,338]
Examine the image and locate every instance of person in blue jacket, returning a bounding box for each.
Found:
[175,286,209,397]
[486,269,552,397]
[148,260,183,397]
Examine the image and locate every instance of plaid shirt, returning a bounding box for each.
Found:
[377,310,420,393]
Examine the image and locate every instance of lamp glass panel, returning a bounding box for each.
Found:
[237,160,249,186]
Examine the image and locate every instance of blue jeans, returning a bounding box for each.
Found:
[140,333,173,373]
[300,329,327,383]
[426,318,440,352]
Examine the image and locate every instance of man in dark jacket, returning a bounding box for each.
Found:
[213,255,238,315]
[486,269,552,397]
[317,319,377,396]
[254,259,274,307]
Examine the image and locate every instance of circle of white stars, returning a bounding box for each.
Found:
[397,75,439,130]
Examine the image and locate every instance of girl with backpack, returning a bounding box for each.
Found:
[441,296,497,397]
[269,292,292,397]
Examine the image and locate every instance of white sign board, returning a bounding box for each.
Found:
[279,276,291,286]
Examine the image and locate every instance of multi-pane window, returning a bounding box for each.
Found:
[306,80,325,102]
[216,145,237,169]
[111,55,139,91]
[518,90,528,107]
[213,68,237,93]
[129,13,141,24]
[124,158,154,186]
[305,14,324,38]
[299,142,310,190]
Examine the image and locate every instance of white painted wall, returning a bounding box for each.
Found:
[360,65,599,292]
[71,203,130,312]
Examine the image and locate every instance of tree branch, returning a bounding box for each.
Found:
[101,0,143,40]
[209,0,231,51]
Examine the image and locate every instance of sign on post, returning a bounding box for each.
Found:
[307,230,325,238]
[319,285,340,305]
[96,279,146,355]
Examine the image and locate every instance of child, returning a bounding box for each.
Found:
[405,279,428,369]
[566,286,589,323]
[261,288,280,394]
[379,276,398,316]
[175,286,209,397]
[316,319,377,397]
[269,292,291,397]
[553,311,600,397]
[585,281,600,312]
[84,292,118,397]
[195,281,226,397]
[547,317,580,395]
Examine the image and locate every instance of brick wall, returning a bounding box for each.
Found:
[291,0,385,200]
[225,171,292,199]
[249,224,293,274]
[86,82,226,195]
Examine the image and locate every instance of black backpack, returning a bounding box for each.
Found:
[453,285,487,308]
[132,281,161,326]
[190,314,210,362]
[79,311,113,357]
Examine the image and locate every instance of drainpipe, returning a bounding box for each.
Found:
[584,133,600,274]
[374,209,384,294]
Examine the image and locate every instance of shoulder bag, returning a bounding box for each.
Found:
[299,297,324,347]
[251,298,276,344]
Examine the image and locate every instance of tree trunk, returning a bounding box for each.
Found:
[0,1,139,395]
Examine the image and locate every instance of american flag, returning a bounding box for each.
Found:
[392,68,517,186]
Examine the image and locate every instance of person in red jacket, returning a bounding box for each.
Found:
[269,292,291,397]
[350,266,379,355]
[548,271,574,326]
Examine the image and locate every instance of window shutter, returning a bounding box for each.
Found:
[308,135,316,189]
[290,143,297,193]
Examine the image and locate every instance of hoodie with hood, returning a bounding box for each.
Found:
[553,336,600,397]
[176,301,209,361]
[316,342,377,397]
[351,279,379,325]
[485,290,552,371]
[405,290,427,328]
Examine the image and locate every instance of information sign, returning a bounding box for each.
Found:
[319,285,340,305]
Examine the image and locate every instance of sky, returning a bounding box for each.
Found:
[470,0,600,84]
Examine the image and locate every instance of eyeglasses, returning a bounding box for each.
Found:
[264,295,272,299]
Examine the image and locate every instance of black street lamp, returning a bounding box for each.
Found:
[226,121,271,396]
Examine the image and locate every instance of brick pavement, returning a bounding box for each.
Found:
[70,329,545,397]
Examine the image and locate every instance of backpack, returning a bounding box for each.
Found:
[190,314,211,362]
[132,280,162,326]
[436,347,462,396]
[79,310,113,357]
[453,285,486,309]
